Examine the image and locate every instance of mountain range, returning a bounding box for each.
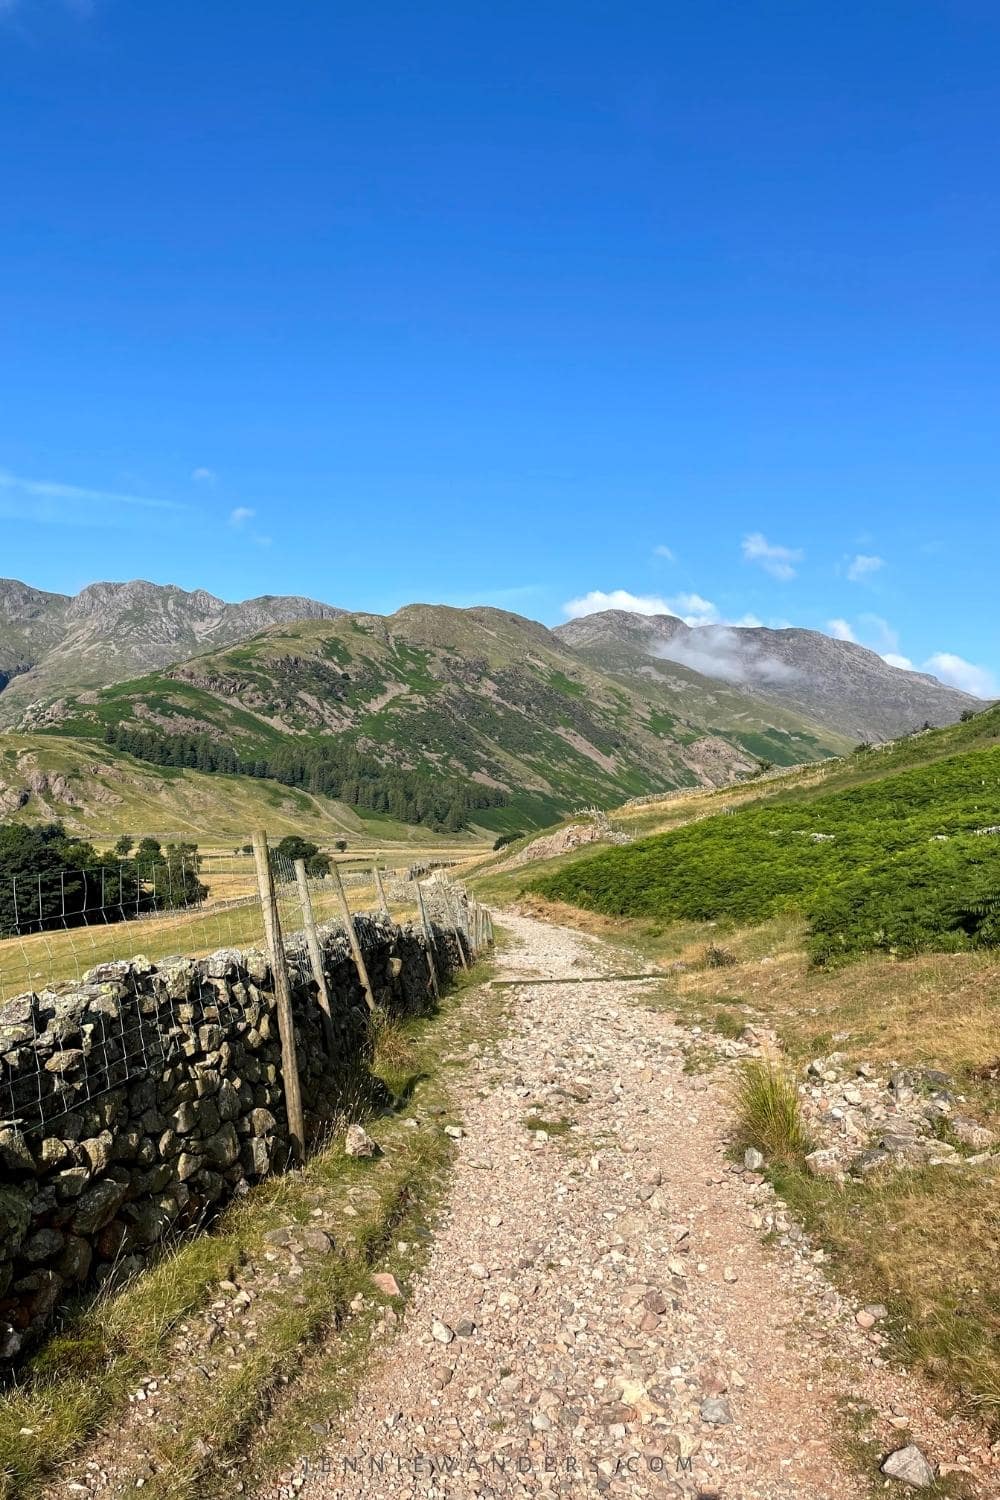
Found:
[0,577,985,835]
[554,609,977,743]
[0,578,342,719]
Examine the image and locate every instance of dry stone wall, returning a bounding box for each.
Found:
[0,912,463,1364]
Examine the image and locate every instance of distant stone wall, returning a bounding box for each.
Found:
[0,913,463,1364]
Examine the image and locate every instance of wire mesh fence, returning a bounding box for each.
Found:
[0,834,490,1137]
[0,848,265,1007]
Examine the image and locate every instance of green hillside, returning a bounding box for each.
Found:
[532,706,1000,964]
[0,733,478,847]
[24,605,846,832]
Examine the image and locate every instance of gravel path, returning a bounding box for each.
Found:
[269,911,985,1500]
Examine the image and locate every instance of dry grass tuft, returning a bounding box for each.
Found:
[734,1060,812,1163]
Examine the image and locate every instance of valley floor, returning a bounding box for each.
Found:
[259,911,991,1500]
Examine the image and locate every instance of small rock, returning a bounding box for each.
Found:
[804,1147,844,1180]
[856,1310,876,1330]
[344,1125,378,1158]
[431,1318,454,1344]
[371,1273,401,1298]
[468,1262,490,1280]
[301,1228,333,1254]
[444,1125,464,1139]
[699,1396,732,1425]
[743,1147,764,1171]
[880,1445,935,1488]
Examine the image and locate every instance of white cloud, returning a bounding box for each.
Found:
[882,652,914,670]
[741,532,803,581]
[229,506,255,528]
[192,466,217,484]
[668,592,719,626]
[924,652,998,699]
[562,589,674,620]
[847,553,885,582]
[561,587,728,628]
[653,544,675,561]
[827,618,857,642]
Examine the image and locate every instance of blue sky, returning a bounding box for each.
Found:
[1,1,998,695]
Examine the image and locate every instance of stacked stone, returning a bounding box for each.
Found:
[0,916,446,1364]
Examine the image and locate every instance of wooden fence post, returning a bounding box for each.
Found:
[330,863,377,1011]
[252,831,305,1165]
[413,879,440,999]
[293,858,335,1049]
[372,864,390,921]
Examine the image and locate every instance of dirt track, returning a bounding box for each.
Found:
[264,910,988,1500]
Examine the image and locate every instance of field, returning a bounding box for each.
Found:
[0,851,426,1004]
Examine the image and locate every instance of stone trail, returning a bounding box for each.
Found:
[264,910,990,1500]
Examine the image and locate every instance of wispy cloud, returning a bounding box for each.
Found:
[192,466,217,485]
[653,544,675,561]
[653,627,800,685]
[0,468,185,526]
[1,0,96,17]
[228,504,272,548]
[846,553,884,582]
[827,618,857,642]
[741,532,803,581]
[882,652,914,670]
[858,613,900,654]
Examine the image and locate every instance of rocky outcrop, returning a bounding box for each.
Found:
[0,912,463,1363]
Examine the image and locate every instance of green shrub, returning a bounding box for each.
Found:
[533,744,1000,965]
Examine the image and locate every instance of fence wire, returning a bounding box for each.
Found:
[0,838,487,1135]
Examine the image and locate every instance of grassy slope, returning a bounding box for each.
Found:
[533,743,1000,962]
[24,606,847,829]
[0,734,481,847]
